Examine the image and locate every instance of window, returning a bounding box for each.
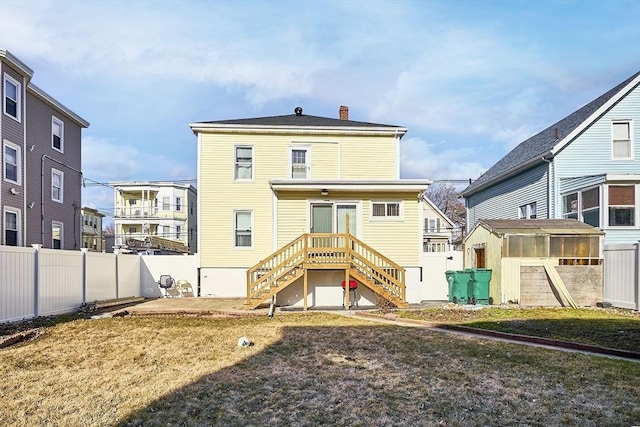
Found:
[163,197,170,210]
[612,121,632,160]
[372,202,401,219]
[3,140,20,184]
[234,146,253,180]
[608,185,635,226]
[426,218,441,232]
[518,202,537,219]
[4,209,19,246]
[129,226,138,234]
[52,116,64,152]
[581,188,599,227]
[176,197,181,211]
[290,147,309,178]
[190,201,194,215]
[562,193,578,220]
[563,188,600,226]
[51,169,63,203]
[3,74,21,121]
[52,222,62,249]
[176,225,181,239]
[234,211,252,247]
[128,198,138,206]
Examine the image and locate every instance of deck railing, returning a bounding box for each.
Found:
[246,233,405,307]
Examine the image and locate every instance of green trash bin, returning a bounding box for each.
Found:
[453,270,472,304]
[445,270,456,303]
[468,268,492,305]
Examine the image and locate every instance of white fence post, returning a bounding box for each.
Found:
[31,244,42,317]
[81,248,89,304]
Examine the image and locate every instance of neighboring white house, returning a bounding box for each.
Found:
[421,195,458,252]
[111,181,197,254]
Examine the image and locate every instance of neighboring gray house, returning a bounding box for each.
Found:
[1,49,89,249]
[461,71,640,246]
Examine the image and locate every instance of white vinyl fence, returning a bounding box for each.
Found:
[1,244,199,323]
[604,243,640,310]
[415,250,463,302]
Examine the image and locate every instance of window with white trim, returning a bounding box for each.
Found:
[290,147,309,178]
[52,222,63,249]
[176,225,181,239]
[427,218,441,232]
[234,210,252,247]
[3,74,21,121]
[4,209,20,246]
[518,202,537,219]
[234,146,253,180]
[3,140,21,184]
[562,189,600,227]
[51,169,64,203]
[176,197,181,211]
[52,116,64,152]
[608,185,635,227]
[163,197,170,210]
[371,202,401,219]
[612,121,632,160]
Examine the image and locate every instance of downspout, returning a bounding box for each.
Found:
[41,154,84,246]
[541,156,552,218]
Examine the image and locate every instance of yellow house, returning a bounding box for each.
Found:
[190,106,430,309]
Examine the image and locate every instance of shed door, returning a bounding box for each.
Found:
[475,247,486,268]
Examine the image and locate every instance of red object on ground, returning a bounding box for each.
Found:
[341,280,358,290]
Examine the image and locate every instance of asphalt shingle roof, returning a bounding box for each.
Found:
[462,71,640,196]
[198,111,402,129]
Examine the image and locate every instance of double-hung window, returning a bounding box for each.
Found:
[4,209,19,246]
[372,202,401,219]
[52,116,64,152]
[612,121,632,160]
[608,185,635,227]
[234,210,252,248]
[163,197,170,210]
[176,225,181,239]
[3,74,21,121]
[234,146,253,180]
[290,147,309,178]
[52,222,63,249]
[176,197,181,211]
[51,169,64,203]
[3,140,20,184]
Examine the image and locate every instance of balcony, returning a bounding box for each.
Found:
[114,206,159,218]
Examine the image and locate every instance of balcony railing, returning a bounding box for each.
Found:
[114,207,160,218]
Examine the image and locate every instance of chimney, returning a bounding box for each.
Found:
[339,105,349,120]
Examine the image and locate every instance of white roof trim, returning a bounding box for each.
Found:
[606,174,640,181]
[0,49,34,79]
[551,73,640,155]
[190,123,407,137]
[270,179,430,192]
[28,83,89,128]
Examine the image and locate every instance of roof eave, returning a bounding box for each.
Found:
[460,151,552,197]
[270,179,431,192]
[189,122,407,137]
[28,83,90,128]
[0,49,34,80]
[550,73,640,156]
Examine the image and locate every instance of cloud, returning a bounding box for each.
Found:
[400,137,485,181]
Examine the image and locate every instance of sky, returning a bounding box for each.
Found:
[1,0,639,223]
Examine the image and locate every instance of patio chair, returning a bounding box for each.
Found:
[176,280,194,298]
[158,275,179,298]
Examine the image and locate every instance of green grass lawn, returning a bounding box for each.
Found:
[393,306,640,352]
[1,312,639,426]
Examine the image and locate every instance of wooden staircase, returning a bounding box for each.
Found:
[244,233,408,310]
